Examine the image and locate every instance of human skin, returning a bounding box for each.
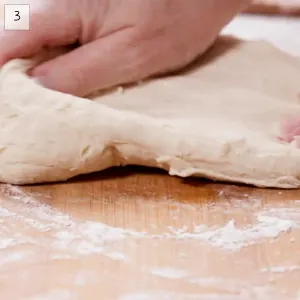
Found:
[280,116,300,146]
[0,0,251,97]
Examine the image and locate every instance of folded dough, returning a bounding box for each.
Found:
[1,37,300,188]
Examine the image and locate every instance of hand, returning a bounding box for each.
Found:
[280,116,300,146]
[0,0,251,96]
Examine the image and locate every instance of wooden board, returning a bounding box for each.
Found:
[1,166,300,300]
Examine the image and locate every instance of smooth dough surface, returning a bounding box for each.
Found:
[1,37,300,188]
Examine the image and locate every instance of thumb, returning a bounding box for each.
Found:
[31,28,168,97]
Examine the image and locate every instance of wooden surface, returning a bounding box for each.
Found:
[1,166,300,300]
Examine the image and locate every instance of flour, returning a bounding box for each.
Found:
[149,267,190,279]
[104,251,129,262]
[188,277,246,293]
[0,185,137,262]
[161,214,296,250]
[0,185,297,257]
[120,286,281,300]
[0,184,299,300]
[120,292,210,300]
[0,251,31,266]
[0,238,24,249]
[25,290,75,300]
[261,208,300,221]
[261,266,300,273]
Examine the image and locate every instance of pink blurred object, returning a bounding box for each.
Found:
[280,115,300,143]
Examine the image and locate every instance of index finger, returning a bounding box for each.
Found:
[0,1,80,65]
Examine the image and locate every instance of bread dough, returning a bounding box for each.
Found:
[1,37,300,188]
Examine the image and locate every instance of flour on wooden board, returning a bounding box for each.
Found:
[24,290,74,300]
[1,184,300,299]
[261,265,300,273]
[148,267,190,279]
[1,185,298,252]
[119,286,282,300]
[164,215,296,250]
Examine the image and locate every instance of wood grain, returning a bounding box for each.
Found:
[1,166,300,299]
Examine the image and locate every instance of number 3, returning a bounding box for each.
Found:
[14,10,20,21]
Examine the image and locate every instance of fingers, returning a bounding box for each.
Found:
[0,19,41,64]
[31,28,165,97]
[0,4,80,65]
[280,116,300,143]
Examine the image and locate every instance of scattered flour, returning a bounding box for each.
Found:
[120,292,210,300]
[25,290,75,300]
[261,266,300,273]
[0,184,299,300]
[119,286,281,300]
[149,267,190,279]
[0,185,298,257]
[0,251,31,266]
[0,185,144,261]
[188,277,248,294]
[162,215,297,251]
